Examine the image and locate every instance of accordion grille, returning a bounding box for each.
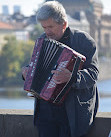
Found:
[31,39,63,93]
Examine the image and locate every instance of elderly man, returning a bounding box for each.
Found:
[22,1,99,137]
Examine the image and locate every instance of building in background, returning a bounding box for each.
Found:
[46,0,111,56]
[13,5,21,14]
[67,12,90,33]
[0,21,14,51]
[2,5,9,15]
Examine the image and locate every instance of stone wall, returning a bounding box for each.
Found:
[0,109,111,137]
[0,109,38,137]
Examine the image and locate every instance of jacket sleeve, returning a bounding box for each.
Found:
[72,31,99,90]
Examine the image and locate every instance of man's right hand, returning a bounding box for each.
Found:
[22,66,29,80]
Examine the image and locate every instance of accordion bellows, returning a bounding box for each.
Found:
[24,38,86,104]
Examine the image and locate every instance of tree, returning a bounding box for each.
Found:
[0,36,34,86]
[30,23,44,41]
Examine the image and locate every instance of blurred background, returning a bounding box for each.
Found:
[0,0,111,112]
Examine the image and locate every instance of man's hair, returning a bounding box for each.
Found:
[36,1,68,24]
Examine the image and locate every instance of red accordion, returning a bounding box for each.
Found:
[24,38,86,104]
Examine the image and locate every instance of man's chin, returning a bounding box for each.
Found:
[47,35,55,40]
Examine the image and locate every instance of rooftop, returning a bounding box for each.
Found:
[0,21,14,30]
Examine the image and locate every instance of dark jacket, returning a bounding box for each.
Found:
[34,28,99,137]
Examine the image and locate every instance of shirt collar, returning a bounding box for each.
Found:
[59,27,70,43]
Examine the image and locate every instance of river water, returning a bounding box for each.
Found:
[0,79,111,112]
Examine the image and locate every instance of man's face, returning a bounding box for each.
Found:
[40,18,67,40]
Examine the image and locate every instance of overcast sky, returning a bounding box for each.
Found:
[0,0,111,16]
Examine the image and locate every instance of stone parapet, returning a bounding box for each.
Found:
[0,109,111,137]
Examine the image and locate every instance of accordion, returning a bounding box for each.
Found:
[24,38,86,104]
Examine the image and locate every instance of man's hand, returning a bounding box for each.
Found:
[51,68,72,84]
[22,67,29,80]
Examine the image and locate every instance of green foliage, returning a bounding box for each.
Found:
[30,23,44,41]
[0,23,44,87]
[0,36,34,86]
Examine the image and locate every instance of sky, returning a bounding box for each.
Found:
[0,0,45,16]
[0,0,111,16]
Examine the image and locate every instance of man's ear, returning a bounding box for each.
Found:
[63,21,67,29]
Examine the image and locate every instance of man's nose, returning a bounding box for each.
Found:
[45,28,51,34]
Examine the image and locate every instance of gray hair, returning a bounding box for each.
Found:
[36,1,68,24]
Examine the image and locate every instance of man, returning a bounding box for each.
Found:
[22,1,99,137]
